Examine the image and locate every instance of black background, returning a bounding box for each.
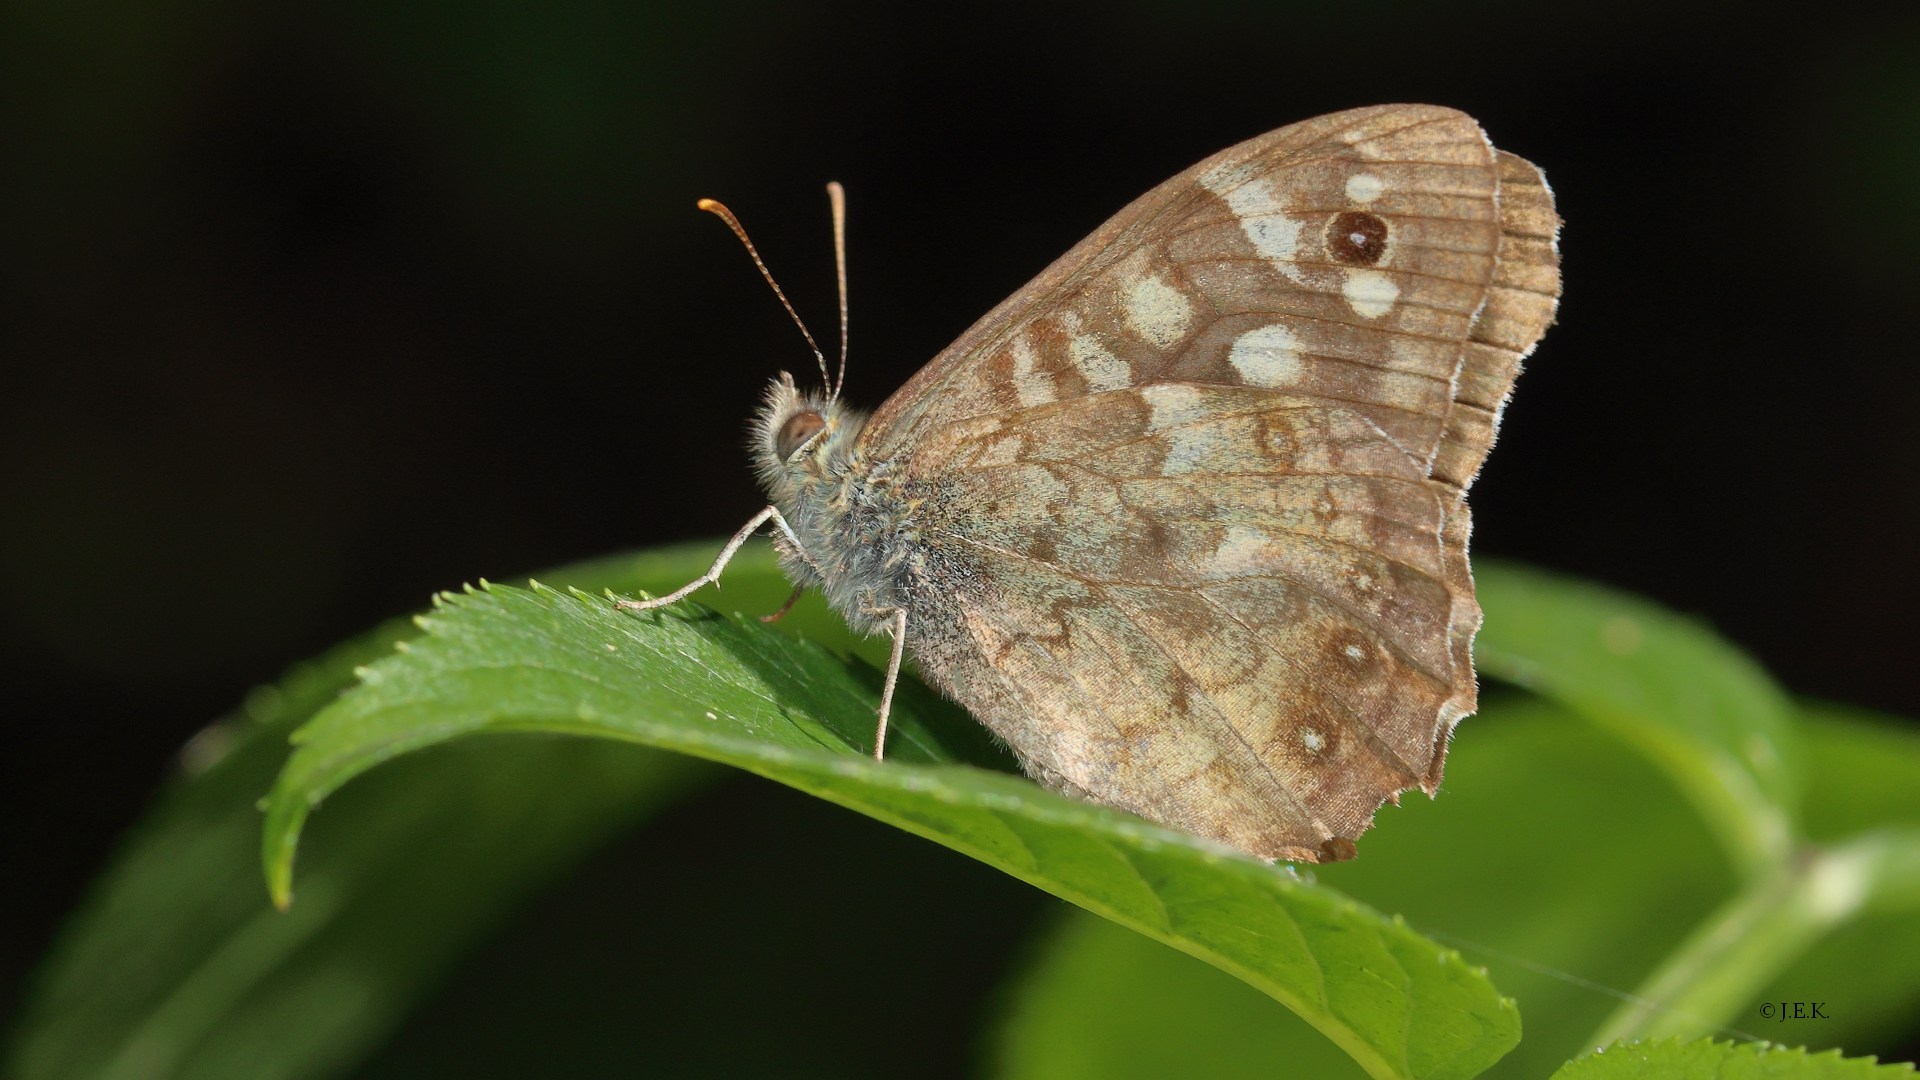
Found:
[4,0,1917,1064]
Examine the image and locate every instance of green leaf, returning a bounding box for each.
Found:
[1470,570,1920,1054]
[991,907,1371,1080]
[1584,703,1920,1051]
[2,544,812,1080]
[1797,701,1920,843]
[991,693,1736,1080]
[1549,1038,1914,1079]
[1473,561,1802,880]
[263,579,1522,1080]
[1586,825,1920,1049]
[1747,703,1920,1056]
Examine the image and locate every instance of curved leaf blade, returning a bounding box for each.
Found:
[1474,561,1802,878]
[264,581,1522,1080]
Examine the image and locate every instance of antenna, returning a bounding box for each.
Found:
[826,181,849,401]
[696,197,832,394]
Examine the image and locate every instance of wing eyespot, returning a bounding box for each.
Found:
[1327,211,1389,265]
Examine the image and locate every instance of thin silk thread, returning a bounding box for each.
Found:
[1411,924,1766,1045]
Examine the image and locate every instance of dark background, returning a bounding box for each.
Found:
[4,0,1917,1065]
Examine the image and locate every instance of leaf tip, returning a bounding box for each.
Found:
[261,792,312,915]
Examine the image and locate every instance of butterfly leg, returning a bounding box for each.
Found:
[758,584,806,624]
[617,505,800,612]
[861,605,909,761]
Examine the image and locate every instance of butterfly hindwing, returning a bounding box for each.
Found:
[906,387,1460,860]
[859,105,1561,860]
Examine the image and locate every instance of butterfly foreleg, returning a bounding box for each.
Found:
[860,605,909,762]
[617,505,799,612]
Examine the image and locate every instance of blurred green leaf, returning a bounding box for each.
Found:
[1746,703,1920,1058]
[1588,826,1920,1049]
[991,694,1736,1080]
[1549,1038,1914,1079]
[3,543,824,1080]
[1474,561,1802,880]
[1796,702,1920,843]
[264,579,1523,1080]
[1472,569,1920,1054]
[991,907,1370,1080]
[1586,701,1920,1051]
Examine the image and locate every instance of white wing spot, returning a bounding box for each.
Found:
[1302,729,1326,752]
[1227,181,1303,278]
[1008,335,1055,408]
[1342,270,1400,318]
[1338,128,1384,158]
[1162,424,1232,476]
[1344,643,1365,661]
[1228,324,1304,388]
[1209,525,1272,576]
[1072,340,1130,391]
[1202,170,1306,283]
[1141,382,1204,431]
[1060,313,1131,392]
[1123,272,1194,349]
[1345,173,1384,204]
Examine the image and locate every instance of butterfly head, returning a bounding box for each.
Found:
[752,371,866,498]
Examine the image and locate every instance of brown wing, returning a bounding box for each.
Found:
[867,105,1561,861]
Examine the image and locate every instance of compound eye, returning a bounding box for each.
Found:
[775,411,827,460]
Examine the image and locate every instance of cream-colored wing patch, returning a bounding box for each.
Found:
[1342,270,1401,318]
[1227,324,1304,387]
[1123,271,1196,349]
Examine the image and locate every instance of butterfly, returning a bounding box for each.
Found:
[629,104,1562,863]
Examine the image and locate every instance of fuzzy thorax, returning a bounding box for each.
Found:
[751,372,911,637]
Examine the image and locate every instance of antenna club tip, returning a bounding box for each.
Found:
[826,181,845,196]
[696,197,724,212]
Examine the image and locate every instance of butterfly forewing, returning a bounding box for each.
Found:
[857,105,1561,861]
[1432,150,1562,492]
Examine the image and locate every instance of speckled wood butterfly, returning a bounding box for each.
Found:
[628,105,1562,863]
